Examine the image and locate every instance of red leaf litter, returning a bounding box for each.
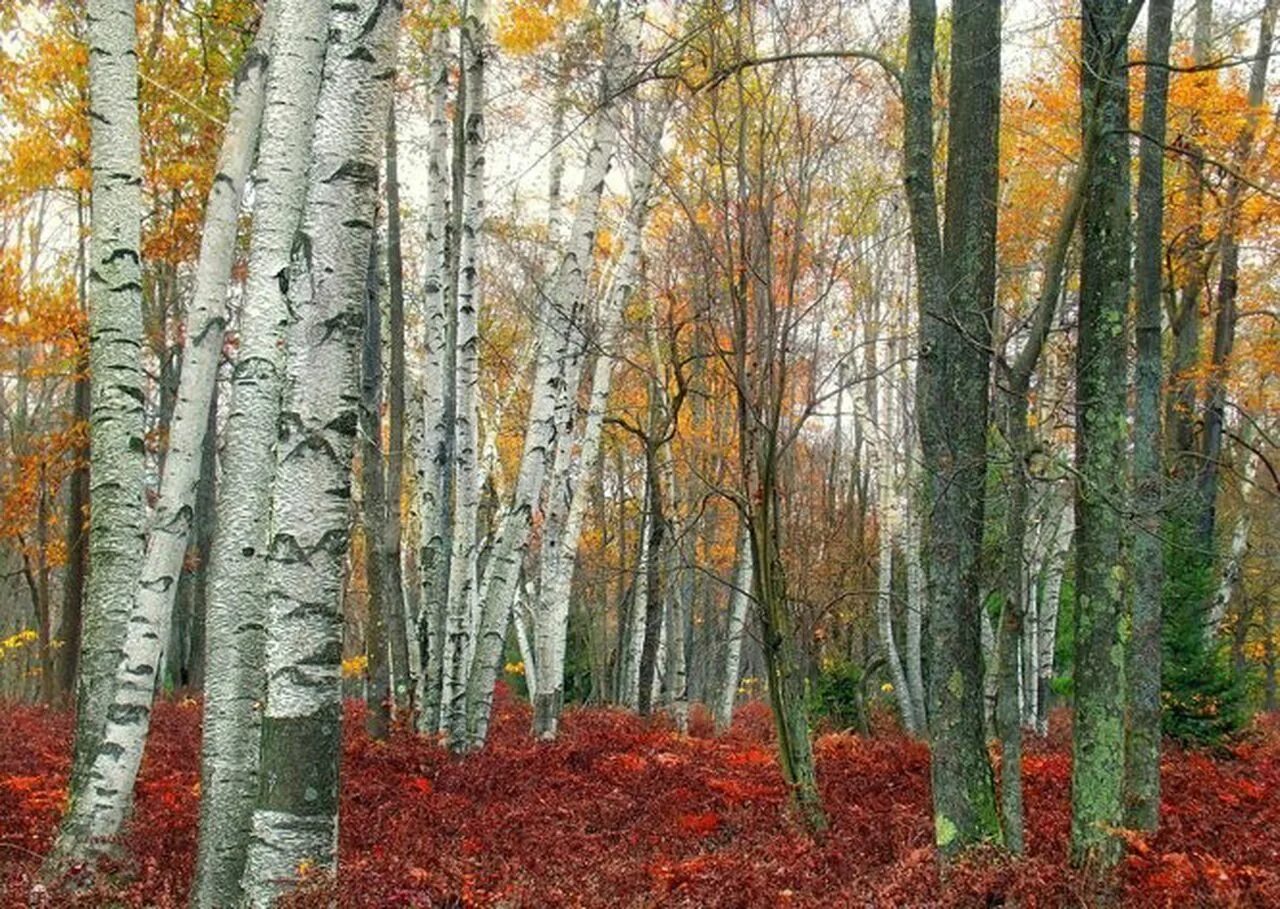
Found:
[3,691,1279,907]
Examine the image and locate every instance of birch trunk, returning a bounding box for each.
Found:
[58,7,277,863]
[49,0,148,869]
[715,521,753,733]
[415,23,454,734]
[622,500,651,709]
[441,0,487,745]
[530,109,661,736]
[1037,494,1072,736]
[1208,432,1258,637]
[459,1,632,749]
[191,1,330,901]
[903,483,927,732]
[239,0,399,903]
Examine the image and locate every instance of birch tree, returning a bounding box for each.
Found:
[530,116,660,736]
[192,1,330,903]
[457,0,635,750]
[239,0,400,903]
[441,0,488,748]
[714,521,753,733]
[416,22,454,734]
[50,4,278,862]
[47,0,147,870]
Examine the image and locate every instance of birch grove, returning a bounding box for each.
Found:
[14,1,1280,902]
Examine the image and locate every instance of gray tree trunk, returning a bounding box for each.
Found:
[902,0,1002,855]
[1125,0,1173,835]
[1071,0,1132,875]
[383,102,413,708]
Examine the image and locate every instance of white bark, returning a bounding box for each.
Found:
[192,1,330,904]
[871,338,917,734]
[1036,488,1073,735]
[240,0,399,904]
[459,1,637,749]
[529,222,643,735]
[715,520,754,732]
[441,0,489,746]
[51,0,147,867]
[415,23,454,734]
[1209,428,1258,639]
[622,500,651,709]
[66,4,278,857]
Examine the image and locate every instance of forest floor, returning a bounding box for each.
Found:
[2,688,1279,907]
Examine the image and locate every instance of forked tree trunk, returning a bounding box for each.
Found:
[902,0,1002,856]
[459,0,635,750]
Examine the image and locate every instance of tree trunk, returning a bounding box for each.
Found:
[238,1,398,903]
[1125,0,1173,835]
[996,394,1030,853]
[903,0,1002,856]
[415,22,454,734]
[1196,0,1275,558]
[1071,0,1132,874]
[636,446,667,717]
[383,101,412,709]
[56,5,277,864]
[460,0,633,749]
[48,0,148,870]
[442,0,487,748]
[363,240,393,741]
[530,120,658,736]
[191,1,330,903]
[715,520,753,733]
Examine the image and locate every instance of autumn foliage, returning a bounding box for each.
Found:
[2,687,1278,907]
